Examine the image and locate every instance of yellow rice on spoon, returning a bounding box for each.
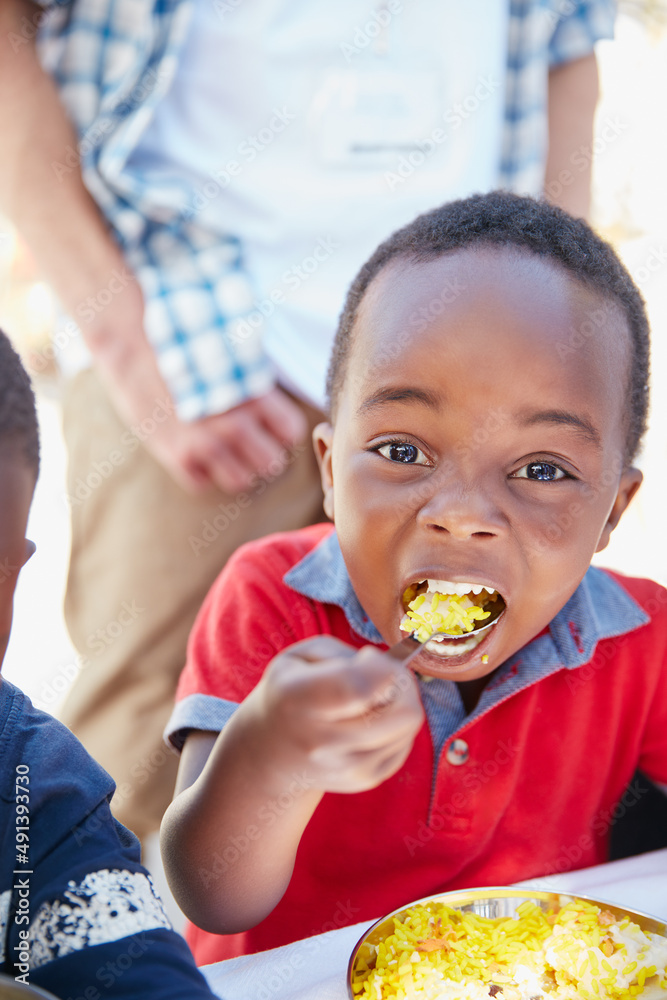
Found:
[400,584,494,642]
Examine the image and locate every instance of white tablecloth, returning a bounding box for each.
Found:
[203,848,667,1000]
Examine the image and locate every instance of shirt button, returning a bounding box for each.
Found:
[446,739,469,766]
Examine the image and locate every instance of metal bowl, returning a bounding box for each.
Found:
[347,887,667,998]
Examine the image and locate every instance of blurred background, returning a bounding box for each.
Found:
[2,7,667,708]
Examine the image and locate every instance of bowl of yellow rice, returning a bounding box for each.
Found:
[347,888,667,1000]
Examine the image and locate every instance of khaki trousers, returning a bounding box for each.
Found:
[59,370,325,841]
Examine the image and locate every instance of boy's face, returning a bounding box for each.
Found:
[316,247,641,682]
[0,447,36,667]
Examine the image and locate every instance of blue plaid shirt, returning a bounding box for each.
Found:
[36,0,614,420]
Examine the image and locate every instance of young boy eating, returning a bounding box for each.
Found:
[0,332,217,996]
[161,192,667,964]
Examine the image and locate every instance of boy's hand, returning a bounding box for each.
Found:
[249,636,425,793]
[163,636,424,932]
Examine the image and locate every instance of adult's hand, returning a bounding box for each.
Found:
[85,280,308,495]
[146,387,309,495]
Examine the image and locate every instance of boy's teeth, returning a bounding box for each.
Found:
[426,579,496,598]
[425,630,486,656]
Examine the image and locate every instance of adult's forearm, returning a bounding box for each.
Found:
[0,0,305,495]
[0,1,179,431]
[161,711,324,934]
[0,0,133,322]
[544,52,600,220]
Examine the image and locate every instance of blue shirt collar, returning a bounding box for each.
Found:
[283,528,649,666]
[284,529,384,644]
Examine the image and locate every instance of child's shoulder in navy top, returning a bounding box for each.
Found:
[0,678,214,998]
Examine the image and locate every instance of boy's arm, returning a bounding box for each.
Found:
[161,636,424,933]
[0,0,306,495]
[544,52,600,220]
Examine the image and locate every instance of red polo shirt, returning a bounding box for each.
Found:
[172,524,667,964]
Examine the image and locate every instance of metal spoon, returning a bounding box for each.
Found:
[385,631,447,667]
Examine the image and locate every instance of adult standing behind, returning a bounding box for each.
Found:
[0,0,611,844]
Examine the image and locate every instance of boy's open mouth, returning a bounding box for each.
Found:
[400,579,506,658]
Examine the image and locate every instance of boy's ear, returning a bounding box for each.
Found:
[595,466,642,553]
[313,422,335,521]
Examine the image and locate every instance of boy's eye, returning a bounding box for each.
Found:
[376,442,429,465]
[511,461,569,482]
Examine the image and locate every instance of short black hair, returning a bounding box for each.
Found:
[0,329,40,474]
[326,191,650,463]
